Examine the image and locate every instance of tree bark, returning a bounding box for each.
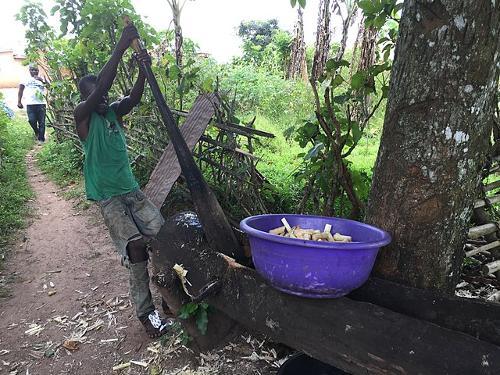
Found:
[311,0,332,83]
[366,0,500,293]
[287,8,308,81]
[357,25,377,119]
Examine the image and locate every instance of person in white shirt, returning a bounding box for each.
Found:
[17,64,48,143]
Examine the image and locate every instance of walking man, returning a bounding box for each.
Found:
[73,24,171,338]
[17,63,48,143]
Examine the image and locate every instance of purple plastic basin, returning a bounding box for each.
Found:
[240,214,391,298]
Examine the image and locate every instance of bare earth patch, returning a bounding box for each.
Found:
[0,147,282,375]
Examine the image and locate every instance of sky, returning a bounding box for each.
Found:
[1,0,358,62]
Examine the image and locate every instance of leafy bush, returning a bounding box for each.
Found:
[37,138,83,186]
[212,63,314,127]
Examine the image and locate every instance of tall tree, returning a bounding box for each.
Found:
[311,0,333,82]
[366,0,500,293]
[166,0,187,70]
[287,8,308,81]
[355,24,378,120]
[334,0,358,61]
[238,19,279,65]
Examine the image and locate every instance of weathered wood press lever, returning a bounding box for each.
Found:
[123,16,244,261]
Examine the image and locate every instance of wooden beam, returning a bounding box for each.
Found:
[151,213,500,375]
[349,277,500,346]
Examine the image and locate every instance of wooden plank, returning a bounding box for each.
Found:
[143,94,217,208]
[466,240,500,257]
[469,223,498,239]
[350,277,500,346]
[151,213,500,375]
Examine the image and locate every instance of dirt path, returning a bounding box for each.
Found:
[0,147,166,374]
[0,146,281,375]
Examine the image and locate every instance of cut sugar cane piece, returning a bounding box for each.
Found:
[269,226,286,235]
[113,363,131,371]
[326,232,335,242]
[324,224,332,234]
[333,233,352,242]
[281,218,296,238]
[312,233,329,241]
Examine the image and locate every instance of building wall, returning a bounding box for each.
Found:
[0,51,28,89]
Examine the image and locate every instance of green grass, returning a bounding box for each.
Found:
[37,136,83,187]
[0,114,35,267]
[348,137,380,177]
[250,112,382,212]
[251,115,305,212]
[37,135,90,209]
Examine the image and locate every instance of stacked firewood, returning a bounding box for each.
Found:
[462,156,500,302]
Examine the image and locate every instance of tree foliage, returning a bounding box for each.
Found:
[16,2,54,61]
[238,19,290,67]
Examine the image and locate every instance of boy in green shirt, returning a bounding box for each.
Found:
[74,24,171,338]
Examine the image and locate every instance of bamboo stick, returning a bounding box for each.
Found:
[466,240,500,257]
[170,108,275,138]
[200,135,259,160]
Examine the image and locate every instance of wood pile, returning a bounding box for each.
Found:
[462,156,500,302]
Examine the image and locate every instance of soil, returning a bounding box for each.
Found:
[0,146,282,375]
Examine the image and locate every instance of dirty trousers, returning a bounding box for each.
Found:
[98,189,164,319]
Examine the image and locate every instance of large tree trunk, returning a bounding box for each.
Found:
[311,0,332,83]
[357,25,377,119]
[366,0,500,293]
[287,8,308,81]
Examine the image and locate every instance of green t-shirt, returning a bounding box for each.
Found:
[82,109,138,201]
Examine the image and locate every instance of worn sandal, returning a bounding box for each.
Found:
[141,310,173,338]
